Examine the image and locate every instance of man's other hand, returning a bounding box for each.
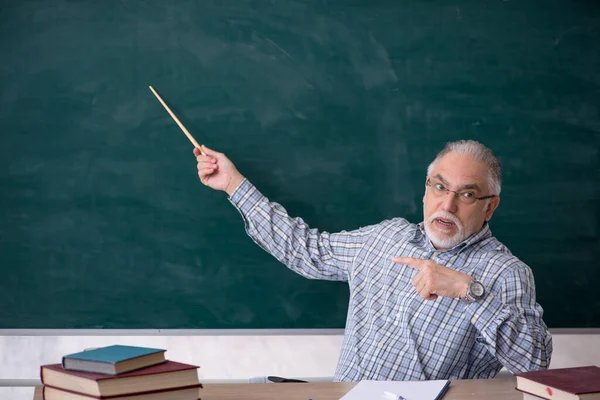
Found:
[392,256,473,301]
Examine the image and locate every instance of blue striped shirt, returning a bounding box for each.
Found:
[229,179,552,381]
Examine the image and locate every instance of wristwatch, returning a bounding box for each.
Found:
[463,280,485,303]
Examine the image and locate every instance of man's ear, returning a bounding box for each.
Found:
[485,196,500,221]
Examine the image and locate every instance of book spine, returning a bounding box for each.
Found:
[44,384,99,399]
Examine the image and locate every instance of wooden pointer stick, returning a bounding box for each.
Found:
[149,86,204,153]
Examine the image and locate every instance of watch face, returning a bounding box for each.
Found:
[471,282,485,297]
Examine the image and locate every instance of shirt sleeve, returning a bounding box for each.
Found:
[228,179,376,282]
[463,260,553,373]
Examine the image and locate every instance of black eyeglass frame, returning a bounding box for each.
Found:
[425,178,497,204]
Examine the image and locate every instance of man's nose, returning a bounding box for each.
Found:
[440,191,459,213]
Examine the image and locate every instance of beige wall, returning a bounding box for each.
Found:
[1,331,599,400]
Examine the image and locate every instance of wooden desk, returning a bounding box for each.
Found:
[33,378,519,400]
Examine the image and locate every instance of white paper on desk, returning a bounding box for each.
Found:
[339,379,450,400]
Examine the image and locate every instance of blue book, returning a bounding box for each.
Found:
[62,345,167,375]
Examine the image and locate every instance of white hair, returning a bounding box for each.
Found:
[427,140,502,195]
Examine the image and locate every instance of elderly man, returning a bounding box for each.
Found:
[193,140,552,381]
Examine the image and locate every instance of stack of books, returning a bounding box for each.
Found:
[40,345,203,400]
[514,365,600,400]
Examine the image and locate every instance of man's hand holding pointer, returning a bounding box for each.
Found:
[194,145,245,196]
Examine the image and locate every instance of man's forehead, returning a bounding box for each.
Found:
[431,153,488,186]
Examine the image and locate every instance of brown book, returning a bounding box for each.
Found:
[40,361,200,398]
[42,384,202,400]
[515,366,600,400]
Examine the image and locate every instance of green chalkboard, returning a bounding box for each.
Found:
[1,0,598,329]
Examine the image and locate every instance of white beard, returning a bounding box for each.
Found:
[424,211,469,249]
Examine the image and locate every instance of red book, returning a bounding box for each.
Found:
[515,366,600,400]
[40,361,201,398]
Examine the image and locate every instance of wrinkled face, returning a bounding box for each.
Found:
[423,152,500,250]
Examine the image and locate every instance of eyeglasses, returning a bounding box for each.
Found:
[425,178,497,205]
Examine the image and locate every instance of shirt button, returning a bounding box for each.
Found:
[396,313,401,318]
[377,342,383,349]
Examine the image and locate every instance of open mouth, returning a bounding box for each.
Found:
[434,218,456,231]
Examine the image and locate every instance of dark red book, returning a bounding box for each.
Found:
[40,361,200,398]
[515,366,600,400]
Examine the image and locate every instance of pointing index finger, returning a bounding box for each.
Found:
[392,256,424,269]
